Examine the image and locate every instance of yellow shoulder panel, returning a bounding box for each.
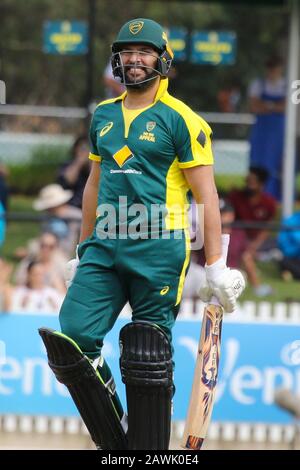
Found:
[161,92,213,167]
[161,92,212,136]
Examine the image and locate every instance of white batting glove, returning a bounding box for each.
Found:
[64,246,80,289]
[201,258,246,313]
[198,278,213,303]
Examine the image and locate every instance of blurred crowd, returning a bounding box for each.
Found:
[0,53,298,315]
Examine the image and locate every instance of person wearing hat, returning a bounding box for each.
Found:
[33,184,81,256]
[39,19,245,450]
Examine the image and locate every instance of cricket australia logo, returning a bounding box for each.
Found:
[129,21,144,35]
[146,121,156,132]
[139,121,156,142]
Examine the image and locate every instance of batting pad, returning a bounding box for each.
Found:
[119,321,173,450]
[39,328,127,450]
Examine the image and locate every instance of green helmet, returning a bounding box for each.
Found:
[113,18,170,54]
[111,18,173,84]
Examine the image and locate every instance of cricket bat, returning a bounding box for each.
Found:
[181,234,230,450]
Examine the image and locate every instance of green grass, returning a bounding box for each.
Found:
[1,195,40,263]
[240,260,300,303]
[2,195,299,303]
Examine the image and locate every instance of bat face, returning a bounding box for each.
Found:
[182,303,224,450]
[182,233,230,451]
[200,304,223,423]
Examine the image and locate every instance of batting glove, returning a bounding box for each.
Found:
[64,245,80,289]
[200,258,246,313]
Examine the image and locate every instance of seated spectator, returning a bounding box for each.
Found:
[278,211,300,280]
[14,232,67,294]
[8,261,64,314]
[0,163,9,211]
[0,258,13,312]
[182,198,246,300]
[0,201,6,248]
[0,164,8,249]
[57,135,91,209]
[217,80,241,113]
[228,166,277,297]
[33,184,82,256]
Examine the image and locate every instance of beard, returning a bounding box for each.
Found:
[123,65,159,89]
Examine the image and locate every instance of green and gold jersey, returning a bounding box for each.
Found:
[89,79,213,231]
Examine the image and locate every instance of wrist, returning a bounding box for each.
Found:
[205,257,227,282]
[206,254,222,265]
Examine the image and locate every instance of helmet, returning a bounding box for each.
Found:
[111,18,173,86]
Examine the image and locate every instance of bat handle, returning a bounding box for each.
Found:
[210,233,230,306]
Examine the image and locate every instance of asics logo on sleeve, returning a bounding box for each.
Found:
[100,122,114,137]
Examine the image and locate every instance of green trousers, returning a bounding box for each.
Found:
[59,229,190,359]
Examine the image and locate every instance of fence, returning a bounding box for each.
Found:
[0,301,300,448]
[0,107,254,175]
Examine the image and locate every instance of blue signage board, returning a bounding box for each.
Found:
[167,28,188,61]
[0,314,299,424]
[191,31,236,65]
[43,21,88,55]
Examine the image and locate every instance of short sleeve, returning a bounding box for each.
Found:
[174,110,214,169]
[88,113,102,162]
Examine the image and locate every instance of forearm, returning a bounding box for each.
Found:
[79,183,98,242]
[202,190,222,265]
[183,165,222,265]
[79,162,100,243]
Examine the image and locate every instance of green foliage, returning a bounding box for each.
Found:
[1,196,40,263]
[0,0,288,109]
[8,145,68,195]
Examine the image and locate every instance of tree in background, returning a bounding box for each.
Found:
[0,0,288,111]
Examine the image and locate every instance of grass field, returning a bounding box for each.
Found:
[1,194,299,303]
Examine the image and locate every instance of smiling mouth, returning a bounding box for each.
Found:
[127,66,144,72]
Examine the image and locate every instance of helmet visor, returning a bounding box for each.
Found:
[112,49,165,86]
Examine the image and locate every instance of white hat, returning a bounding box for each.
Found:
[33,184,73,211]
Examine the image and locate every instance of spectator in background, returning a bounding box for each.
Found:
[182,198,246,300]
[217,80,241,113]
[14,232,67,294]
[0,201,6,249]
[8,261,64,314]
[248,55,286,200]
[278,211,300,281]
[0,258,13,312]
[0,164,9,211]
[57,135,91,209]
[103,60,125,98]
[228,166,277,297]
[0,164,9,249]
[33,184,82,256]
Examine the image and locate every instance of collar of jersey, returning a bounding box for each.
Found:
[118,78,169,104]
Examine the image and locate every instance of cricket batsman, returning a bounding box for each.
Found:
[39,18,245,450]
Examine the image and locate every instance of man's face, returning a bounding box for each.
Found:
[266,65,283,81]
[245,172,262,195]
[119,44,159,85]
